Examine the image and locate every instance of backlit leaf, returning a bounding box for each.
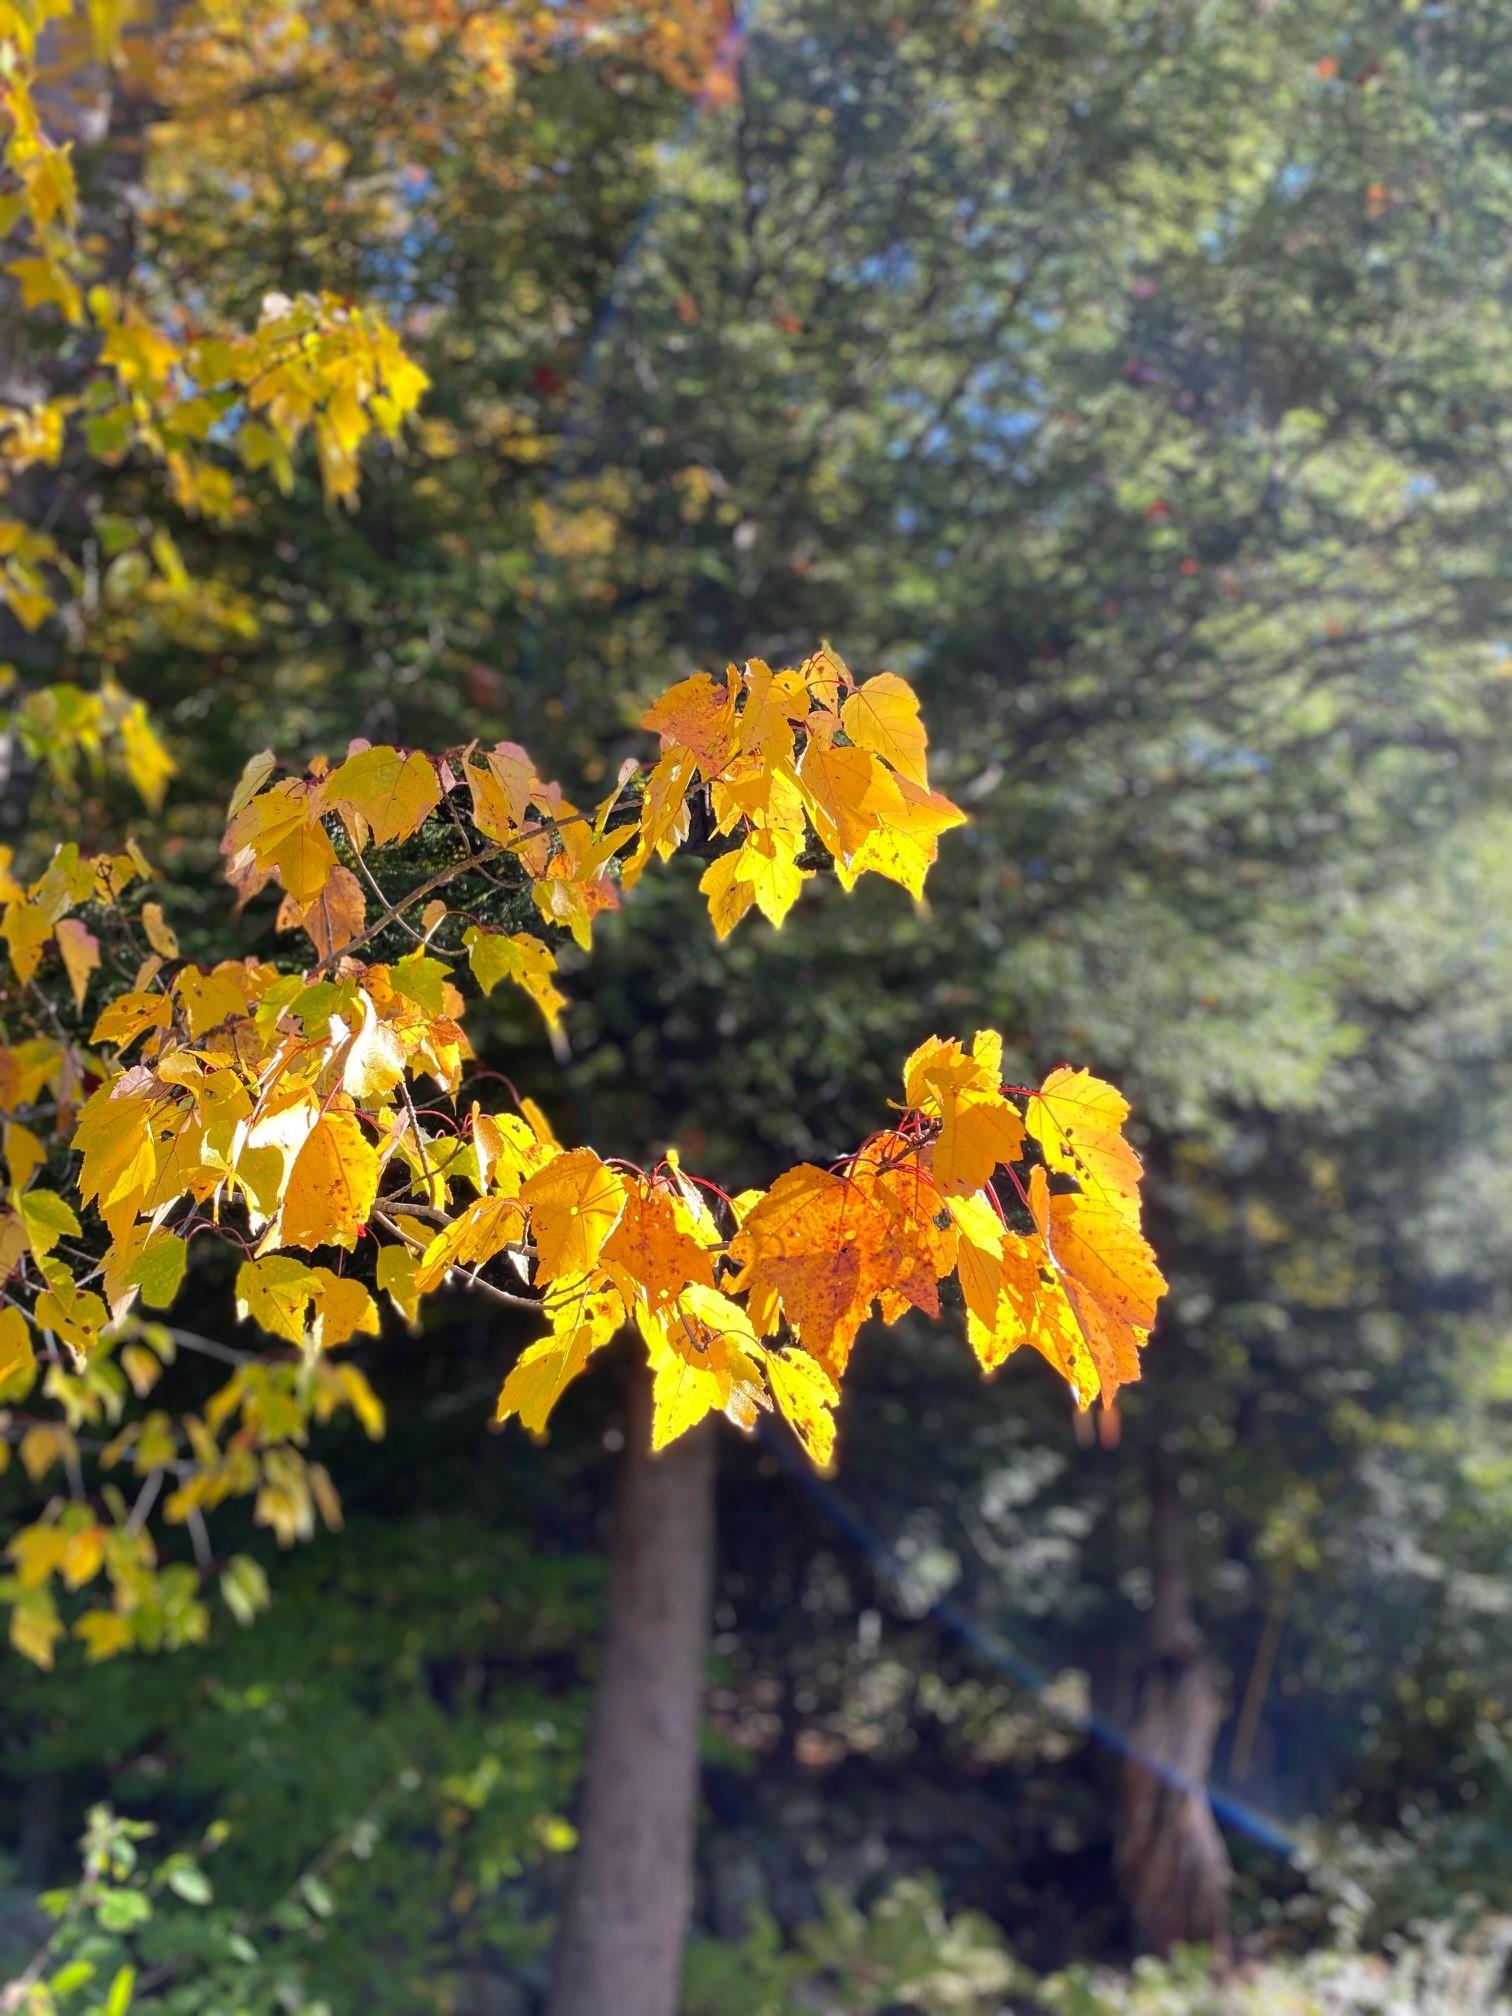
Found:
[521,1149,626,1281]
[280,1112,378,1251]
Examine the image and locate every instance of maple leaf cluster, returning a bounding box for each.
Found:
[213,644,965,961]
[0,654,1163,1667]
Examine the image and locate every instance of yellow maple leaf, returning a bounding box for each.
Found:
[34,1264,108,1355]
[764,1346,839,1468]
[174,961,257,1038]
[53,917,98,1013]
[141,902,180,959]
[236,1255,320,1344]
[278,864,366,959]
[463,926,568,1031]
[74,1073,162,1236]
[226,750,277,821]
[324,745,439,849]
[521,1148,626,1281]
[698,828,806,938]
[620,746,696,890]
[0,1306,35,1388]
[1025,1066,1145,1226]
[119,700,175,810]
[334,993,407,1100]
[89,990,172,1052]
[931,1087,1025,1197]
[414,1195,529,1292]
[839,671,929,785]
[1,897,55,983]
[2,1121,45,1192]
[223,777,335,907]
[960,1226,1100,1405]
[640,1283,768,1450]
[850,1135,959,1324]
[279,1111,378,1251]
[1027,1166,1165,1403]
[309,1269,379,1350]
[467,741,542,841]
[736,660,808,761]
[600,1182,717,1309]
[269,814,338,910]
[728,1163,895,1377]
[832,774,966,901]
[496,1287,625,1437]
[377,1240,422,1327]
[641,670,739,773]
[795,734,884,862]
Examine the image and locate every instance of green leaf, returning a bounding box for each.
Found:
[18,1187,81,1261]
[299,1872,335,1919]
[166,1863,212,1905]
[127,1232,187,1310]
[95,1887,152,1933]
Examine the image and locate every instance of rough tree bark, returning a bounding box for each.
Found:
[546,1368,717,2016]
[1113,1443,1232,1959]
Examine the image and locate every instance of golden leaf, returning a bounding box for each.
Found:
[414,1195,528,1292]
[1027,1167,1164,1403]
[620,747,695,890]
[2,898,56,983]
[53,917,99,1013]
[35,1264,108,1355]
[496,1287,624,1437]
[641,1284,767,1450]
[728,1163,894,1377]
[324,745,439,849]
[141,902,180,959]
[521,1148,626,1281]
[839,671,929,785]
[698,828,805,938]
[336,994,407,1100]
[764,1347,838,1468]
[280,1111,379,1251]
[0,1306,35,1388]
[641,670,739,773]
[600,1182,717,1308]
[832,775,966,901]
[2,1121,44,1192]
[795,734,882,862]
[310,1271,379,1350]
[468,741,541,841]
[930,1088,1025,1197]
[1025,1066,1145,1226]
[90,990,172,1051]
[279,865,366,959]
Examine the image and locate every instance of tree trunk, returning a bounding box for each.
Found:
[1113,1444,1231,1959]
[547,1370,716,2016]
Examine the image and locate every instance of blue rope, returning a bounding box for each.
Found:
[759,1420,1299,1860]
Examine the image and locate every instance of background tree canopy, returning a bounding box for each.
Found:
[2,0,1511,2011]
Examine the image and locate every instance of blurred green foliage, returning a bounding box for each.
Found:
[3,1514,595,2010]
